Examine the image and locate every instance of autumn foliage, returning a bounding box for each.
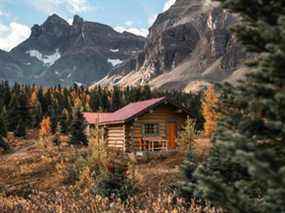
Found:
[39,116,51,137]
[202,85,219,137]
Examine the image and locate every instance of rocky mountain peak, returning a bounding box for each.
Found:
[72,15,84,26]
[41,14,69,38]
[30,24,42,38]
[43,14,68,26]
[3,15,146,86]
[95,0,247,92]
[30,14,69,39]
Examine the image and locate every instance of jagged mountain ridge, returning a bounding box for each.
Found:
[95,0,248,91]
[1,14,146,86]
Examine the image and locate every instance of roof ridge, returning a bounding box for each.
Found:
[84,96,170,125]
[131,96,166,104]
[114,97,166,112]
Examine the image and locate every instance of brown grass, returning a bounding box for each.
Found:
[0,134,218,212]
[0,135,88,196]
[0,189,222,213]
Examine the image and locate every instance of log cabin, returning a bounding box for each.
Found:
[83,97,191,153]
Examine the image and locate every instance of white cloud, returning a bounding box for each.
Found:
[0,22,30,51]
[125,21,133,27]
[0,10,9,17]
[66,0,92,13]
[114,26,148,37]
[67,18,73,25]
[28,0,93,15]
[163,0,176,12]
[0,23,9,33]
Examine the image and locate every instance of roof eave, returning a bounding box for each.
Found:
[97,120,126,126]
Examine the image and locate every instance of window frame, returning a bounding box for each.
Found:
[142,123,160,137]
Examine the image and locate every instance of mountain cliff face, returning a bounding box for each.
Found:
[0,50,23,83]
[96,0,248,91]
[1,15,146,86]
[0,1,247,90]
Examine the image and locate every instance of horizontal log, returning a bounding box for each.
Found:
[108,143,124,147]
[107,127,124,131]
[108,128,125,132]
[108,139,124,142]
[107,130,125,133]
[107,133,125,137]
[135,119,168,123]
[108,145,124,149]
[108,141,124,145]
[108,138,124,141]
[108,141,125,144]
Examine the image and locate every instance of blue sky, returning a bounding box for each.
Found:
[0,0,176,51]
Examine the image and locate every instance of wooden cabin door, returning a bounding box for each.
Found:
[167,122,177,149]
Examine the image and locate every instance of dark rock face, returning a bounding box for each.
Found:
[97,0,248,91]
[0,50,23,82]
[1,14,146,86]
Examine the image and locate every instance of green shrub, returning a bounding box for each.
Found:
[92,159,137,201]
[0,136,10,152]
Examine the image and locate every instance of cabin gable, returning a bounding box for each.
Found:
[126,103,186,152]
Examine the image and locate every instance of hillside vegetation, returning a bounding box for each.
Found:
[0,132,215,212]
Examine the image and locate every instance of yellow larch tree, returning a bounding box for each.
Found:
[30,90,38,107]
[202,85,219,137]
[39,116,51,137]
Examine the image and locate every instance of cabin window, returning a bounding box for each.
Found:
[143,123,160,136]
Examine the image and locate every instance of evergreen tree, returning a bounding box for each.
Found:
[141,85,152,100]
[99,89,110,111]
[15,118,26,137]
[7,95,19,131]
[14,92,30,137]
[110,86,122,112]
[29,90,43,128]
[69,109,88,145]
[93,159,136,201]
[0,107,8,137]
[59,109,69,134]
[0,136,9,152]
[178,149,200,202]
[189,1,285,212]
[48,106,57,134]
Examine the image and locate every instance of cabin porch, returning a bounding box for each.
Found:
[138,136,168,152]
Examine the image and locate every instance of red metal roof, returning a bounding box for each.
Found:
[83,112,113,124]
[84,97,167,125]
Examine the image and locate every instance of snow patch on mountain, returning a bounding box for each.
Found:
[110,49,119,53]
[75,81,84,87]
[108,58,123,67]
[26,49,61,67]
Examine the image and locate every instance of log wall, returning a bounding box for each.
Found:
[105,124,126,151]
[127,105,186,151]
